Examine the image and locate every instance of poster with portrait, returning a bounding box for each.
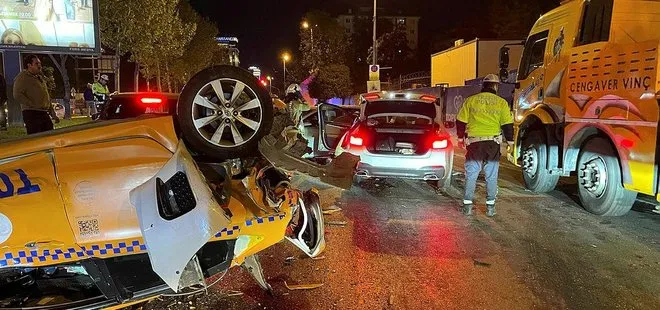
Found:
[0,0,99,54]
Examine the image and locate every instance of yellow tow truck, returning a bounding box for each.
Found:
[499,0,660,215]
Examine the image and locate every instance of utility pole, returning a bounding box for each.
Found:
[372,0,377,65]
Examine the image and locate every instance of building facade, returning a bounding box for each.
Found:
[216,36,240,67]
[337,8,420,50]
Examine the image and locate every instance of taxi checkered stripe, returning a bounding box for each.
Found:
[1,213,288,267]
[245,213,286,227]
[215,225,241,238]
[80,240,147,256]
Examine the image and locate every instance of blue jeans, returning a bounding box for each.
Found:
[464,141,500,205]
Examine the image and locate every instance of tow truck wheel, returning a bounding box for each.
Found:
[177,65,273,160]
[576,137,636,216]
[521,130,560,193]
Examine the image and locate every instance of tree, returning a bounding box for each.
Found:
[299,10,350,73]
[347,16,394,94]
[170,2,222,88]
[41,66,57,99]
[488,0,543,39]
[308,64,352,102]
[48,55,72,119]
[367,25,413,78]
[100,0,195,92]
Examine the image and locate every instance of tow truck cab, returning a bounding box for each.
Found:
[499,0,660,216]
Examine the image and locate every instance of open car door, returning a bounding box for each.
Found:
[129,141,231,291]
[259,103,360,190]
[317,103,360,155]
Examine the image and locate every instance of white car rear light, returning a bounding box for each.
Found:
[432,139,448,149]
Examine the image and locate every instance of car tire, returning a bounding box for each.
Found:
[521,130,560,193]
[177,65,273,160]
[576,137,636,216]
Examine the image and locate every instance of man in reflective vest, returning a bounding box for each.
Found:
[456,74,514,217]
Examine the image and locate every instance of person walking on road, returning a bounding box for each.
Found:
[13,54,60,134]
[456,74,514,217]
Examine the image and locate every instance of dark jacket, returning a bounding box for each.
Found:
[83,88,94,101]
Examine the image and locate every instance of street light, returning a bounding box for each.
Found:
[266,75,273,94]
[302,21,315,54]
[282,53,290,85]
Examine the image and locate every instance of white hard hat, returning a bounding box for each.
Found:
[100,74,109,81]
[483,74,500,83]
[286,84,301,94]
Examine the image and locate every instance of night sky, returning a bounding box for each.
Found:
[189,0,559,77]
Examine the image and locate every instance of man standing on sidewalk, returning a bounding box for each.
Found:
[13,54,59,134]
[455,74,514,217]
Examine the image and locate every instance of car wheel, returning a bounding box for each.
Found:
[521,130,560,193]
[576,137,636,216]
[177,65,273,160]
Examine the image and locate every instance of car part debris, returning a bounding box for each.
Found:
[259,135,359,190]
[284,281,324,290]
[326,221,347,227]
[473,259,491,267]
[224,290,244,297]
[242,255,273,294]
[322,206,343,215]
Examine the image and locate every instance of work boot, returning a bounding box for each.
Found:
[461,202,473,216]
[486,204,496,217]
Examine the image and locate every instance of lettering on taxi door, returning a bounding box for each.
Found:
[0,170,41,199]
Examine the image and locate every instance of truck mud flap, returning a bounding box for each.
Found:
[258,135,359,190]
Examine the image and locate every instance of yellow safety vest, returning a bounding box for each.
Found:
[456,92,513,138]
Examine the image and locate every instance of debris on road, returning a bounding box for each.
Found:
[323,206,343,215]
[389,294,395,305]
[473,259,492,267]
[312,256,326,260]
[284,281,324,290]
[224,290,244,297]
[326,221,347,227]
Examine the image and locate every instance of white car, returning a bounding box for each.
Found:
[300,92,454,188]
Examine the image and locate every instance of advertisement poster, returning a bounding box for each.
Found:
[0,0,99,54]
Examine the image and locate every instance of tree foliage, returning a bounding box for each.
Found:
[488,0,543,39]
[299,10,350,73]
[100,0,228,91]
[308,64,352,102]
[41,66,57,99]
[170,2,224,85]
[367,25,413,77]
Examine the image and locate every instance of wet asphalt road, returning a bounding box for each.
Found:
[142,152,660,310]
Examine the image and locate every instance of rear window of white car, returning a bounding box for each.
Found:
[364,100,436,119]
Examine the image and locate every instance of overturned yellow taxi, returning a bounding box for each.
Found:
[0,66,355,309]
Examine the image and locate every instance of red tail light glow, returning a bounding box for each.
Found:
[139,97,164,105]
[420,95,437,102]
[363,93,381,100]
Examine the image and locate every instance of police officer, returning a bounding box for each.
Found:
[92,74,110,99]
[456,74,514,217]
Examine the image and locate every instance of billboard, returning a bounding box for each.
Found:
[0,0,99,54]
